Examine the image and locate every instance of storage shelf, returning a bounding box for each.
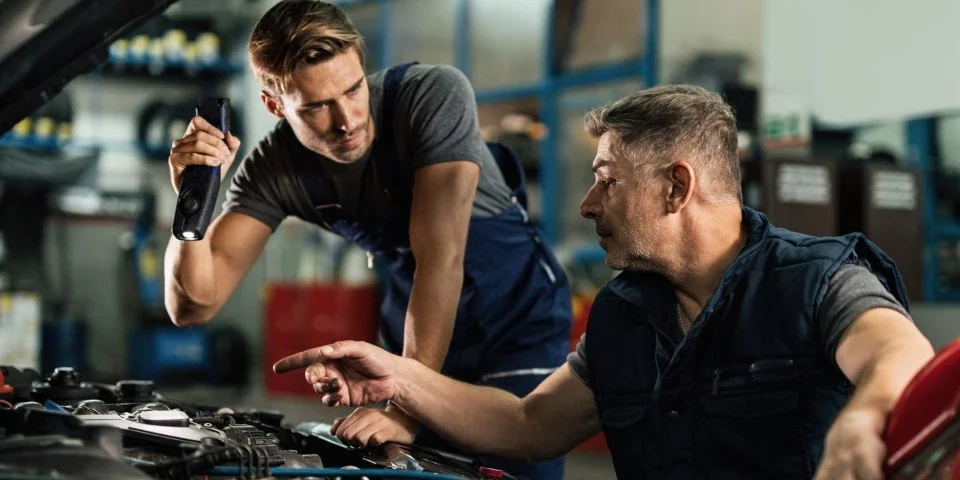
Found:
[0,136,155,156]
[475,84,543,104]
[473,60,650,104]
[906,117,960,302]
[931,289,960,303]
[0,137,101,154]
[553,60,647,90]
[937,222,960,239]
[98,57,243,80]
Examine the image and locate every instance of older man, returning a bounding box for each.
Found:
[273,85,935,480]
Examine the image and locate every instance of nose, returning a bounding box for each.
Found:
[579,185,602,220]
[332,100,357,132]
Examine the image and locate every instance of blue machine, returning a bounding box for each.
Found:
[128,327,216,385]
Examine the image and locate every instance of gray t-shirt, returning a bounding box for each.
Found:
[223,64,513,230]
[566,264,911,389]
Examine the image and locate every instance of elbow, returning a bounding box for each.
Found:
[521,438,566,464]
[515,401,562,463]
[165,293,216,327]
[169,311,212,328]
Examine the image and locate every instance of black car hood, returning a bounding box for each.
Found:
[0,0,178,135]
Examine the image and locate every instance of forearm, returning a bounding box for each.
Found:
[842,336,934,419]
[394,358,539,460]
[402,253,463,371]
[164,235,219,326]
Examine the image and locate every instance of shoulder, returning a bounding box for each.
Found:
[394,64,475,108]
[228,120,302,205]
[751,224,908,308]
[403,64,472,91]
[761,227,861,265]
[239,120,292,167]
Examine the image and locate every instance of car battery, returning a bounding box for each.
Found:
[742,157,839,236]
[884,337,960,480]
[838,162,924,301]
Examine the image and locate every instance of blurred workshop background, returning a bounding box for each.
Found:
[1,0,959,477]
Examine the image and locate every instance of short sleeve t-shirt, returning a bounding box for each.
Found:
[222,64,513,230]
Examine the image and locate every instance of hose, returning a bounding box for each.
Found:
[207,465,472,479]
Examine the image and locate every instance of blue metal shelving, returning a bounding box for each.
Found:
[344,0,659,255]
[905,116,960,302]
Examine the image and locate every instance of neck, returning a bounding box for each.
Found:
[669,204,746,314]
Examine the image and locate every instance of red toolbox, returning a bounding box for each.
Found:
[263,282,380,397]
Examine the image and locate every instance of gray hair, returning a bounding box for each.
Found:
[584,84,742,203]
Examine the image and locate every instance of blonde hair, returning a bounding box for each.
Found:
[248,0,367,95]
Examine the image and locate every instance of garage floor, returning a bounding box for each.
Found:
[165,385,617,479]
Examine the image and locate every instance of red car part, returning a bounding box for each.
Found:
[884,337,960,479]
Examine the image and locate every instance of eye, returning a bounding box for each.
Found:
[301,103,328,114]
[601,178,616,187]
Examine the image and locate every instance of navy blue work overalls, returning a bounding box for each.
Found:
[292,63,572,480]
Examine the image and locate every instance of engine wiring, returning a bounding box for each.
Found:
[127,455,474,480]
[206,465,474,479]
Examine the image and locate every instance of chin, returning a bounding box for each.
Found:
[603,251,628,272]
[606,250,659,273]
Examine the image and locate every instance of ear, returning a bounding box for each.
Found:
[260,91,284,120]
[665,161,696,213]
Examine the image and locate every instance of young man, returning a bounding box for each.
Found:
[273,85,937,480]
[163,1,570,478]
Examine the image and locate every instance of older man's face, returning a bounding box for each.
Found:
[578,132,665,271]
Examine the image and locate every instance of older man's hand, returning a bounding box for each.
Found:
[273,340,403,407]
[813,408,887,480]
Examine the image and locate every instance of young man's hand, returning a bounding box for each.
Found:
[168,115,241,192]
[273,341,403,407]
[331,407,421,448]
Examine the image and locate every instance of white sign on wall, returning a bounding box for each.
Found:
[776,163,831,205]
[871,170,917,211]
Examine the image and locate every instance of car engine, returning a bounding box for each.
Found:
[0,366,517,480]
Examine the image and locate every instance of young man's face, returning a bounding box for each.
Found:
[262,47,373,163]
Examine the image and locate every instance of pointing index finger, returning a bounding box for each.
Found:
[273,345,335,373]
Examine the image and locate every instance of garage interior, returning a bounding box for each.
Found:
[1,0,959,479]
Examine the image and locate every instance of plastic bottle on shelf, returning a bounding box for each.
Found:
[195,32,221,66]
[147,38,165,76]
[109,39,129,64]
[162,29,187,64]
[129,35,151,65]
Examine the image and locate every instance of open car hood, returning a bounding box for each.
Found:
[0,0,178,135]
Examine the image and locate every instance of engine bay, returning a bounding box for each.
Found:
[0,365,516,479]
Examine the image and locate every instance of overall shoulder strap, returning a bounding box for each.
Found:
[373,61,418,195]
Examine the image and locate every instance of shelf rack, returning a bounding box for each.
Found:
[905,116,960,302]
[337,0,659,262]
